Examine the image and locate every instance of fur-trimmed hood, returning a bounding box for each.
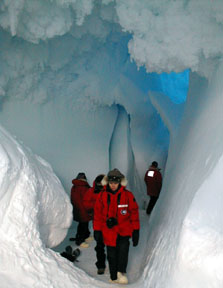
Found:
[101,175,128,187]
[72,178,89,187]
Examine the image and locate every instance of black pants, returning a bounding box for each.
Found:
[107,235,130,280]
[95,239,106,269]
[75,222,90,245]
[146,196,158,214]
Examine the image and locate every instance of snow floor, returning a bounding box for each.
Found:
[53,210,149,285]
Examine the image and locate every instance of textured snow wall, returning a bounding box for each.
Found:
[0,126,72,248]
[140,63,223,288]
[0,125,75,287]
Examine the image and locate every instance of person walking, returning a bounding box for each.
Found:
[93,169,140,284]
[70,172,91,248]
[83,174,106,275]
[144,161,162,215]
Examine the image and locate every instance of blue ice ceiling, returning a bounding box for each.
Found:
[106,34,189,104]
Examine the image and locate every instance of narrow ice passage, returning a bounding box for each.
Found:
[54,104,151,284]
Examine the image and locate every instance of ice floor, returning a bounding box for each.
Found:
[53,210,149,284]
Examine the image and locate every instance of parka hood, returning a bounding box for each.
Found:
[72,179,89,186]
[101,175,128,187]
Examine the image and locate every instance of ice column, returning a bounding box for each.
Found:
[109,104,144,205]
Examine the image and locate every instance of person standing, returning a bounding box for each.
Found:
[83,174,106,275]
[93,169,140,284]
[70,172,91,248]
[144,161,162,215]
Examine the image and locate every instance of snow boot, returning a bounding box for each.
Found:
[79,241,89,248]
[117,272,128,284]
[85,236,94,243]
[109,279,119,284]
[69,237,76,241]
[97,268,105,275]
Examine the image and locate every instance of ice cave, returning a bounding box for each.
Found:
[0,1,222,287]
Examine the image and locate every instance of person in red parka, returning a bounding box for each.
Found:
[70,172,91,248]
[93,169,140,284]
[144,161,162,215]
[83,174,106,275]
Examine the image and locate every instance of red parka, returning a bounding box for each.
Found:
[144,167,162,197]
[93,185,140,247]
[70,179,91,222]
[83,181,100,220]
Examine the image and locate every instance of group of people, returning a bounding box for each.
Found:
[70,162,162,284]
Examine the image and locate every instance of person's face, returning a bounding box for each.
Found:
[108,182,119,191]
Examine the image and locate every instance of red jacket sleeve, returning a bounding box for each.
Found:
[128,192,140,231]
[83,188,94,211]
[93,192,103,231]
[155,171,162,191]
[70,186,81,207]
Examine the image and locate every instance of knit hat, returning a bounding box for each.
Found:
[76,172,87,180]
[151,161,158,168]
[95,174,105,185]
[101,169,127,187]
[107,168,124,183]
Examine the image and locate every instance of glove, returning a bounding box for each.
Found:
[87,209,94,218]
[94,230,103,242]
[132,230,139,247]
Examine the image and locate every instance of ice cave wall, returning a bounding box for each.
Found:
[140,65,223,288]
